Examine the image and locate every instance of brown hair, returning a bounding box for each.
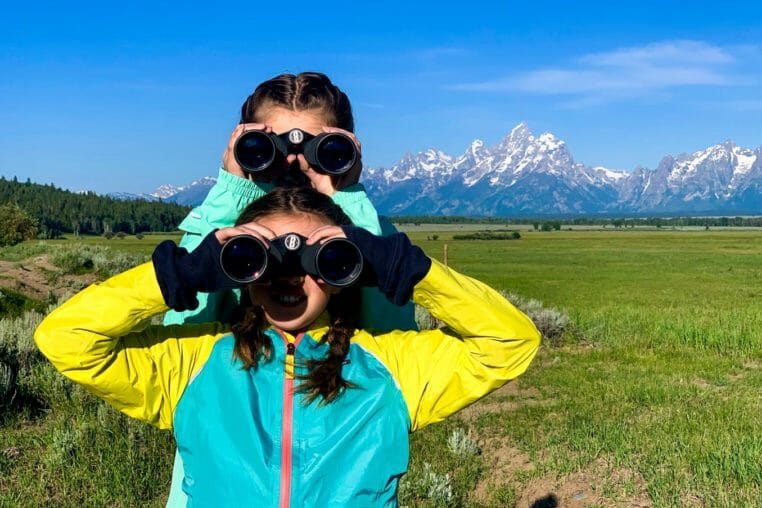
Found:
[231,186,359,404]
[240,72,355,132]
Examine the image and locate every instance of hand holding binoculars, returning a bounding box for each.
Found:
[234,128,360,176]
[220,232,363,288]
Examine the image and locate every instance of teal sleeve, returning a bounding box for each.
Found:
[176,168,271,241]
[163,169,271,326]
[331,183,383,235]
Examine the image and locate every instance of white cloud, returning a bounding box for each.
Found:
[450,40,753,99]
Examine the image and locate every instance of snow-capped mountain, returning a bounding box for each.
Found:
[151,184,183,200]
[363,125,760,216]
[616,141,761,212]
[106,191,159,201]
[137,125,761,216]
[363,123,623,215]
[151,176,217,206]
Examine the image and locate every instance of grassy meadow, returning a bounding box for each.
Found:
[1,228,761,507]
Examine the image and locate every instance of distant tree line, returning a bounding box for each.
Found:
[0,176,190,239]
[391,215,762,228]
[453,231,521,240]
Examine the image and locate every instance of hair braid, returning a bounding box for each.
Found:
[296,289,359,404]
[232,304,272,369]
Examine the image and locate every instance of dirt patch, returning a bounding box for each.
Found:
[0,256,95,302]
[471,435,535,501]
[514,458,651,508]
[460,381,652,508]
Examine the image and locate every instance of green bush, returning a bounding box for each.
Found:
[452,231,520,240]
[51,244,148,278]
[0,203,38,247]
[0,287,46,319]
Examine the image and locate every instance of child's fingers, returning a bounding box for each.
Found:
[222,124,269,177]
[321,126,362,155]
[214,223,276,246]
[306,225,346,245]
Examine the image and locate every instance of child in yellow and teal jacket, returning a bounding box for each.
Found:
[35,186,541,507]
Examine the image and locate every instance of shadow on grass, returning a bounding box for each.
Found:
[530,494,559,508]
[0,390,48,426]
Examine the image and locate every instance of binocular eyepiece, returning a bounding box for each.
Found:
[220,233,363,288]
[234,128,360,176]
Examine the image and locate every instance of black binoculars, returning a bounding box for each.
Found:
[234,128,360,176]
[219,232,363,288]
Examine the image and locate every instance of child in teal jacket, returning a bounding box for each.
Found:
[35,187,541,506]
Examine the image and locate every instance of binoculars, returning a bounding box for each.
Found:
[234,128,360,176]
[220,232,363,288]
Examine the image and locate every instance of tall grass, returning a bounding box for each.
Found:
[1,241,172,506]
[3,232,762,506]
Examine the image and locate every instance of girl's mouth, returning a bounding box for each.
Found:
[272,293,306,307]
[269,278,307,308]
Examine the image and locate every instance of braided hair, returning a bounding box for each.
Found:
[240,72,355,132]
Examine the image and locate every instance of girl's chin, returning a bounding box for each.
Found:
[263,302,312,331]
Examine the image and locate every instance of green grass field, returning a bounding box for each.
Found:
[1,229,761,506]
[408,230,762,506]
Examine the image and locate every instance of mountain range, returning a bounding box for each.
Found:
[122,124,762,217]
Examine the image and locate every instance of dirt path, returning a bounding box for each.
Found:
[0,255,95,301]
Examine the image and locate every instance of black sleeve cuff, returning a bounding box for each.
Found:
[151,231,235,312]
[152,240,199,311]
[342,227,431,306]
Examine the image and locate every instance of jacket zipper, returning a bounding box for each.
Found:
[279,331,303,508]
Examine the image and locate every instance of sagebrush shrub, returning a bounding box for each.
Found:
[415,305,440,331]
[51,244,147,278]
[0,342,18,407]
[447,428,480,458]
[399,462,456,507]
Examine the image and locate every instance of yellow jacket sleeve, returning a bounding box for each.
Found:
[34,262,226,430]
[355,259,541,431]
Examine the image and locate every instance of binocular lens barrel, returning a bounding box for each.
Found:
[219,234,363,287]
[233,130,357,175]
[309,135,358,175]
[234,131,277,173]
[313,239,363,287]
[219,235,269,283]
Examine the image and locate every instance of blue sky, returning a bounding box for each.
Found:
[2,0,761,194]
